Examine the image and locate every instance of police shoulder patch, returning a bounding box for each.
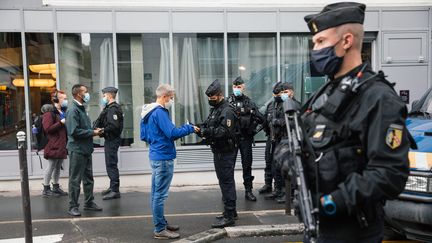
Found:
[386,124,403,149]
[227,119,231,127]
[113,114,118,120]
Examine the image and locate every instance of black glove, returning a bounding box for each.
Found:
[201,127,213,138]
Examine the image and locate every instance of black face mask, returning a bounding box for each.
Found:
[208,99,220,107]
[311,44,344,77]
[274,96,283,103]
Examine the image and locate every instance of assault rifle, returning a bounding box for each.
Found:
[280,98,319,242]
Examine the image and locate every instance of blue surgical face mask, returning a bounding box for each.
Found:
[281,93,289,102]
[83,93,90,103]
[233,88,242,97]
[311,43,344,77]
[61,99,68,108]
[101,97,108,106]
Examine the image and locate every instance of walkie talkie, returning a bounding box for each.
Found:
[320,64,367,121]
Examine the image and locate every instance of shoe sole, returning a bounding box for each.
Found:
[153,236,180,240]
[211,222,235,228]
[103,195,121,200]
[83,208,103,211]
[67,212,81,217]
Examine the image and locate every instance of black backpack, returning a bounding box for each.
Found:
[33,111,55,151]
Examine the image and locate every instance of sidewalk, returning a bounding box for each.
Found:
[0,169,265,196]
[0,184,302,243]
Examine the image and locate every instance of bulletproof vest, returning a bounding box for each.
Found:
[301,69,386,195]
[203,101,237,152]
[104,103,124,139]
[266,100,287,141]
[228,95,256,135]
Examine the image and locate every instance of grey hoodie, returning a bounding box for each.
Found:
[141,102,162,120]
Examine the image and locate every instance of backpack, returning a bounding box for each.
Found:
[33,111,55,151]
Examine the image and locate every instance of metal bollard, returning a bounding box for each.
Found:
[17,131,33,243]
[285,176,291,215]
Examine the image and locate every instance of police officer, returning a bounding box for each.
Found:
[227,76,265,201]
[197,79,238,228]
[95,87,124,200]
[301,2,410,241]
[259,82,292,203]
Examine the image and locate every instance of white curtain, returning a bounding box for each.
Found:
[159,38,170,84]
[230,35,277,108]
[99,38,115,92]
[281,35,310,102]
[176,38,200,143]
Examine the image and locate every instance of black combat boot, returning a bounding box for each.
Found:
[245,190,257,201]
[258,184,272,194]
[264,188,282,200]
[42,185,52,198]
[276,191,286,204]
[212,212,235,228]
[52,184,68,196]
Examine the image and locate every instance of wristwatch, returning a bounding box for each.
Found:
[322,194,337,216]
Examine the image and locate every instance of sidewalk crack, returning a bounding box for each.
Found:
[70,219,89,243]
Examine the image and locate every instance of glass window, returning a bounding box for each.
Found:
[58,33,114,146]
[228,33,277,141]
[117,33,170,147]
[280,34,312,102]
[173,33,225,145]
[0,33,25,150]
[25,33,56,150]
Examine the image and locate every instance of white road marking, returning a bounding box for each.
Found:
[0,209,285,224]
[0,234,63,243]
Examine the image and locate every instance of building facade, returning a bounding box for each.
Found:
[0,0,431,179]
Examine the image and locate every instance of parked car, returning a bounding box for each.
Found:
[384,87,432,242]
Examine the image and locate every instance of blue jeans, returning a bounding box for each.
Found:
[150,160,174,233]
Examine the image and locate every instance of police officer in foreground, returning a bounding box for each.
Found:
[227,77,265,201]
[301,2,410,241]
[259,82,292,202]
[94,87,124,200]
[197,79,238,228]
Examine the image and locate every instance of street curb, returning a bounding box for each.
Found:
[173,223,304,243]
[225,223,304,238]
[173,229,226,243]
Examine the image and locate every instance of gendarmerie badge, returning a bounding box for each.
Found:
[386,124,403,149]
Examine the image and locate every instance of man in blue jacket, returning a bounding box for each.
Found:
[140,83,198,240]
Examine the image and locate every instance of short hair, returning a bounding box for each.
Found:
[155,83,175,98]
[71,84,86,97]
[336,23,364,51]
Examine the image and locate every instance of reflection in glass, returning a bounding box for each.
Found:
[25,33,56,150]
[173,33,224,144]
[0,33,25,150]
[228,33,277,141]
[117,33,170,147]
[58,33,114,146]
[280,35,311,102]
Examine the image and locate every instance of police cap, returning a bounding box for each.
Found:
[205,79,222,97]
[273,81,284,94]
[304,2,366,34]
[102,86,118,94]
[232,76,244,85]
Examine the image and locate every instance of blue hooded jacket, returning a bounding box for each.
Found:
[140,103,194,161]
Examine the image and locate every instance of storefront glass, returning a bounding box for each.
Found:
[0,33,26,150]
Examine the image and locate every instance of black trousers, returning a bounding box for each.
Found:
[68,151,94,209]
[214,150,237,217]
[264,139,284,190]
[236,136,254,190]
[104,137,121,192]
